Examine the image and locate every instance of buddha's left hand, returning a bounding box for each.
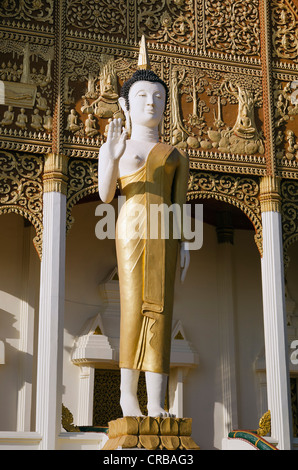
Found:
[180,242,190,283]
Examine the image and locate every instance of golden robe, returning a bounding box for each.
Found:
[116,142,189,375]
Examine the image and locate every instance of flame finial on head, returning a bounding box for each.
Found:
[138,35,150,70]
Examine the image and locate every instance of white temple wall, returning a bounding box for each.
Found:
[0,214,40,432]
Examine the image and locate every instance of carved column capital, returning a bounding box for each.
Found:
[43,152,68,195]
[259,176,281,213]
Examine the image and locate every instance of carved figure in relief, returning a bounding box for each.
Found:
[64,75,75,107]
[286,130,298,160]
[232,88,257,140]
[43,109,53,132]
[170,68,188,143]
[16,108,28,129]
[31,108,43,131]
[66,109,81,132]
[1,106,14,125]
[21,43,30,84]
[36,92,48,111]
[275,92,289,127]
[85,113,98,137]
[86,72,98,99]
[213,96,225,129]
[80,55,121,119]
[205,77,264,155]
[93,58,120,118]
[172,128,187,149]
[98,38,189,418]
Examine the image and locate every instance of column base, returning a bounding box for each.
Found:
[102,416,199,450]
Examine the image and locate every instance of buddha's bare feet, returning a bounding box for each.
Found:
[120,393,143,417]
[147,405,170,418]
[120,369,144,417]
[145,371,175,418]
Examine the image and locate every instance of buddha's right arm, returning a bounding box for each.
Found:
[98,147,119,203]
[98,118,127,202]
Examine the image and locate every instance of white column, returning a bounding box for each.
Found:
[260,176,293,450]
[216,213,238,436]
[261,211,292,449]
[35,154,67,449]
[77,367,95,426]
[168,368,185,418]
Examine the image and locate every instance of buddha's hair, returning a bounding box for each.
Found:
[120,69,168,110]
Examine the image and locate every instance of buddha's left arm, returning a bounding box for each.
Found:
[172,149,190,282]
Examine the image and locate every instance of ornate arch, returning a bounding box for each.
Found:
[0,151,43,258]
[281,179,298,272]
[187,171,263,256]
[66,158,99,233]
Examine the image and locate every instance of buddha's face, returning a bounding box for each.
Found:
[127,80,166,128]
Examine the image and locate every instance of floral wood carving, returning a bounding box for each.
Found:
[137,0,195,48]
[281,179,298,270]
[271,0,298,62]
[66,0,128,38]
[66,158,98,232]
[0,0,54,25]
[0,150,43,257]
[205,0,260,57]
[187,171,263,255]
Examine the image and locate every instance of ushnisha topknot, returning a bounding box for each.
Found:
[120,69,169,111]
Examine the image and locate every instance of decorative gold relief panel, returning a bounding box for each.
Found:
[273,74,298,179]
[271,0,298,66]
[169,62,265,160]
[0,0,267,177]
[0,0,54,32]
[0,35,54,154]
[66,0,130,41]
[204,0,261,60]
[137,0,196,50]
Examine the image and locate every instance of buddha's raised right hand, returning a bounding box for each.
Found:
[105,117,128,162]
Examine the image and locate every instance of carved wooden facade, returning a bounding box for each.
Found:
[0,0,298,265]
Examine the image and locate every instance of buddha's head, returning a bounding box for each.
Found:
[119,69,168,130]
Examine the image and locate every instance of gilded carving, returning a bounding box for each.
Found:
[0,0,54,26]
[0,150,43,257]
[66,158,98,232]
[170,64,264,158]
[259,175,281,213]
[103,416,200,450]
[0,38,54,145]
[43,152,68,195]
[66,0,128,39]
[63,51,128,144]
[281,179,298,269]
[257,410,271,437]
[61,404,80,432]
[187,171,263,255]
[137,0,195,48]
[271,0,298,63]
[273,78,298,168]
[205,0,260,57]
[0,0,296,185]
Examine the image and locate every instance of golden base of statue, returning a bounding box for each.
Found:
[102,416,200,451]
